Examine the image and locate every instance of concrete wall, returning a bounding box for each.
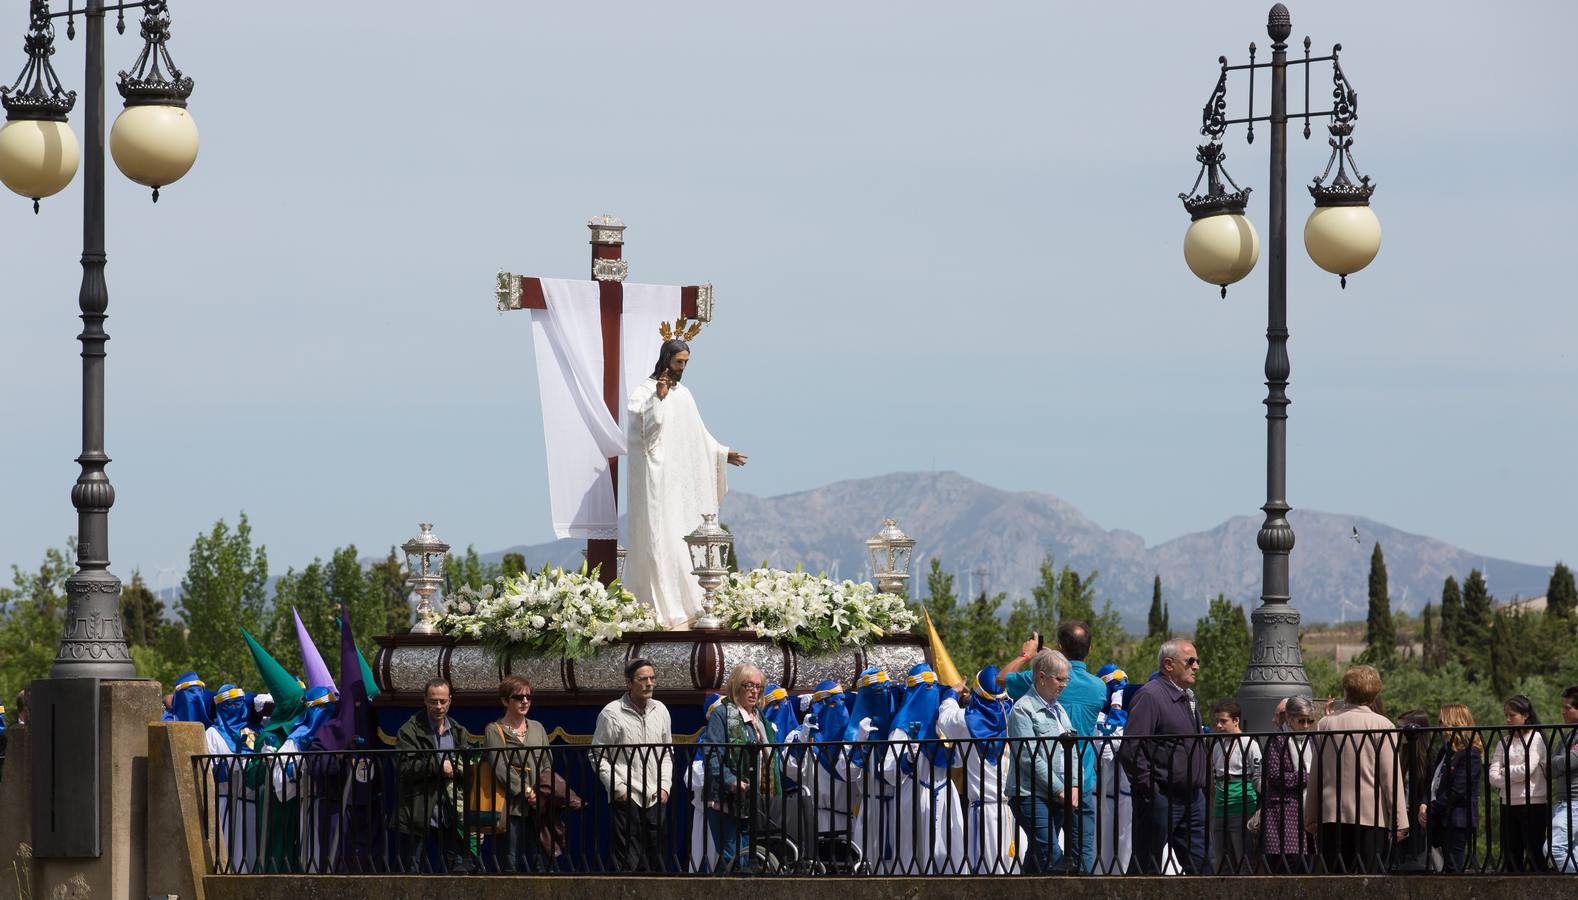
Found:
[146,721,212,900]
[0,723,31,900]
[204,875,1556,900]
[0,681,162,900]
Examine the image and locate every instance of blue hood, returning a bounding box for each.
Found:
[890,663,951,770]
[964,666,1011,758]
[286,685,337,748]
[168,672,215,728]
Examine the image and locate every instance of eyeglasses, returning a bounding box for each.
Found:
[742,683,763,692]
[1175,656,1200,667]
[509,693,532,702]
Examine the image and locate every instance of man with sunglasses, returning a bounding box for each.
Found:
[1119,639,1208,874]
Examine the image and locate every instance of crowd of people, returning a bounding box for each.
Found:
[160,621,1578,876]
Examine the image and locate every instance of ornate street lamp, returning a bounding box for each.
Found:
[684,513,733,630]
[1175,4,1380,730]
[866,518,916,596]
[403,523,450,635]
[1305,120,1380,287]
[1180,142,1258,298]
[108,0,197,201]
[1,0,200,681]
[0,2,78,209]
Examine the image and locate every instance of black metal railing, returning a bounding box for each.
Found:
[191,722,1578,876]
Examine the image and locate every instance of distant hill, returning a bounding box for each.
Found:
[484,471,1557,629]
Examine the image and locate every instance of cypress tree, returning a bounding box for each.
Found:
[1148,575,1165,638]
[1548,562,1576,620]
[1440,576,1463,655]
[1364,543,1395,663]
[1420,602,1438,671]
[1458,569,1494,676]
[1161,603,1171,636]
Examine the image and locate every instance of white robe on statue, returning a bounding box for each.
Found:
[624,378,728,627]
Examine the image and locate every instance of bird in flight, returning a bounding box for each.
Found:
[1351,526,1361,543]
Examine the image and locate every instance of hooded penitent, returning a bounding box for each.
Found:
[242,627,306,744]
[211,684,252,751]
[889,663,951,770]
[844,667,896,767]
[316,606,373,753]
[292,608,338,695]
[964,665,1012,758]
[761,683,799,742]
[168,672,216,728]
[1096,664,1130,732]
[806,680,848,775]
[287,685,338,750]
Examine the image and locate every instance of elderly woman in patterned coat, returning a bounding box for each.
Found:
[1261,696,1317,873]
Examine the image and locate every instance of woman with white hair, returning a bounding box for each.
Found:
[702,663,783,871]
[1006,649,1078,873]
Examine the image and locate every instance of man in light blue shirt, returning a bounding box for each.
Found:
[1006,649,1077,873]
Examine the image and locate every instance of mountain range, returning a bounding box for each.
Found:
[487,471,1557,629]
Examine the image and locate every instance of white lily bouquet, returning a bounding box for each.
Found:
[710,567,918,654]
[433,564,659,660]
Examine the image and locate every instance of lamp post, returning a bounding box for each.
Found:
[866,518,916,597]
[1177,4,1381,731]
[683,513,733,630]
[0,0,199,678]
[403,523,450,635]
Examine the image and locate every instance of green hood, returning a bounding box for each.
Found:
[242,626,305,742]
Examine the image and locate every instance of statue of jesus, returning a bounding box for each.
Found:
[624,328,747,628]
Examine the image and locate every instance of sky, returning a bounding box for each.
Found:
[0,0,1573,595]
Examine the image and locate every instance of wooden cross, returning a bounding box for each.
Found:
[496,215,713,584]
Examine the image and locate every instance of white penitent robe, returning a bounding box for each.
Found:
[936,697,1023,874]
[879,726,966,874]
[624,378,728,628]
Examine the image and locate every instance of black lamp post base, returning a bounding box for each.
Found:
[51,571,137,679]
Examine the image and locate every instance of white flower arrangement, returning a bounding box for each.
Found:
[433,565,658,660]
[710,567,917,653]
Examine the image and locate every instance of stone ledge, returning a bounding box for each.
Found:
[204,874,1562,900]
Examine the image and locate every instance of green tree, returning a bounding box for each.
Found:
[0,543,73,706]
[1361,543,1395,664]
[1162,604,1171,636]
[1419,602,1441,672]
[1548,562,1576,621]
[367,547,412,635]
[119,569,164,648]
[1056,566,1097,626]
[1192,594,1251,707]
[271,545,384,676]
[1458,569,1493,677]
[960,590,1008,678]
[178,515,270,686]
[1440,576,1463,656]
[268,558,330,677]
[1084,600,1128,669]
[501,552,527,579]
[442,545,502,594]
[920,558,963,645]
[1028,556,1060,634]
[327,545,382,661]
[1147,576,1165,638]
[1489,607,1535,698]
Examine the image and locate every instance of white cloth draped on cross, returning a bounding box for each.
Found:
[526,279,683,540]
